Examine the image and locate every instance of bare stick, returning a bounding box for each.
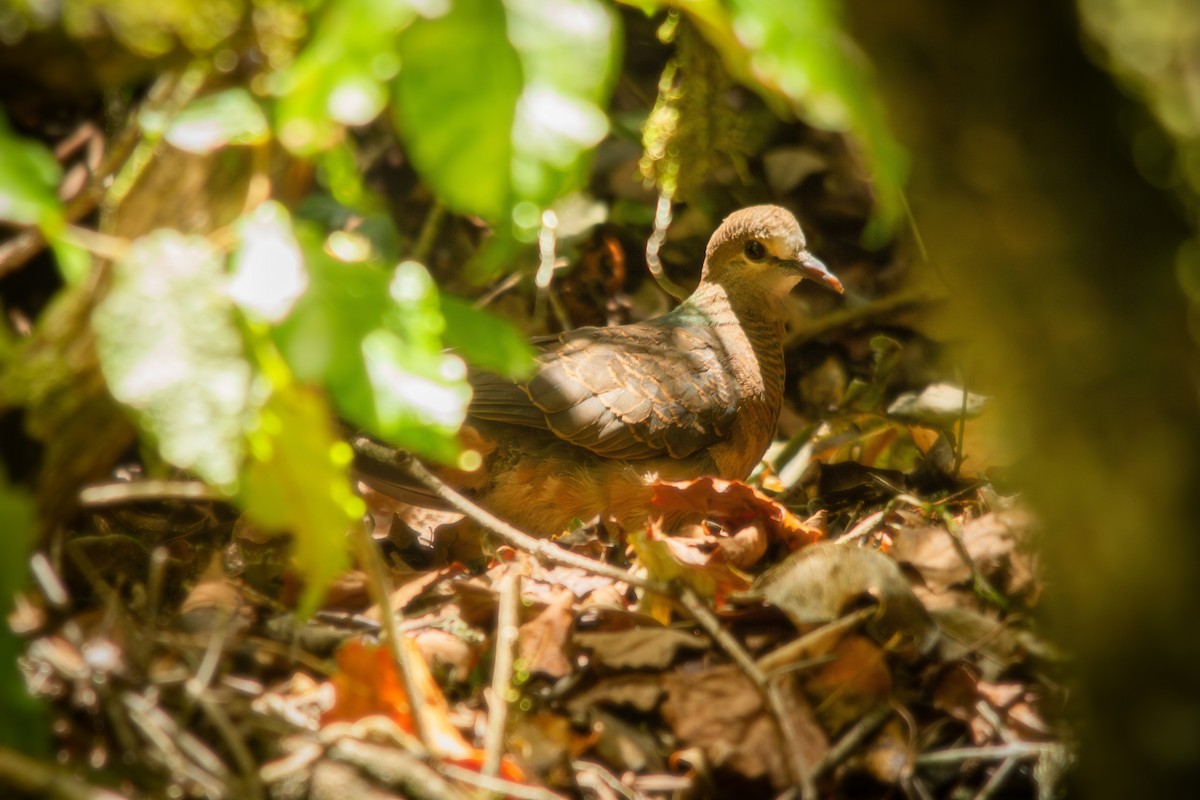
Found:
[348,519,430,748]
[811,703,895,779]
[482,571,520,777]
[917,742,1061,766]
[79,480,221,507]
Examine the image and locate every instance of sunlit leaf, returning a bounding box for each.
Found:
[440,295,535,379]
[273,231,467,461]
[505,0,619,206]
[240,382,362,615]
[229,201,308,322]
[166,88,270,153]
[93,230,251,490]
[393,0,523,221]
[274,0,418,154]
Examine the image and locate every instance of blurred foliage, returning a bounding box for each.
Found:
[0,0,902,605]
[1077,0,1200,363]
[0,470,47,756]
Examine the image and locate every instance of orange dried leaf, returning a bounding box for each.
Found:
[652,477,823,549]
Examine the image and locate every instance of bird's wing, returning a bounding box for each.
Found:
[468,321,740,460]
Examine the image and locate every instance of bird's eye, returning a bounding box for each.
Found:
[744,240,767,261]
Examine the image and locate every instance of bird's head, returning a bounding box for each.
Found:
[701,205,843,299]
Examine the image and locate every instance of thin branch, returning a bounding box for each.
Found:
[79,480,222,507]
[350,439,668,594]
[811,703,894,779]
[785,288,942,346]
[917,742,1061,766]
[482,571,520,777]
[348,518,430,748]
[0,745,128,800]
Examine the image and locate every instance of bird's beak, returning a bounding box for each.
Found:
[796,251,843,294]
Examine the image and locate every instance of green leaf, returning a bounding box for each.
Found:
[165,88,270,153]
[93,230,251,490]
[392,0,619,231]
[273,230,468,461]
[505,0,619,206]
[0,111,87,283]
[274,0,417,154]
[0,112,62,228]
[240,383,361,616]
[440,295,535,379]
[393,0,524,222]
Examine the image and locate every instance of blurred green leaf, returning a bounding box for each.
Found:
[393,0,523,222]
[93,230,251,490]
[229,201,309,322]
[0,112,62,228]
[0,471,49,756]
[0,111,89,283]
[240,381,361,616]
[393,0,618,231]
[440,295,536,379]
[273,0,417,154]
[273,230,467,461]
[670,0,907,241]
[165,88,270,153]
[505,0,619,206]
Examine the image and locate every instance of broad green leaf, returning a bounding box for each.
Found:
[241,382,361,616]
[166,88,270,153]
[274,0,418,154]
[505,0,619,206]
[393,0,523,222]
[93,230,251,490]
[273,230,467,461]
[440,295,535,379]
[229,201,308,322]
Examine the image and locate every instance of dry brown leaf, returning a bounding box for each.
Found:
[752,542,938,657]
[566,674,664,714]
[661,666,828,789]
[575,627,710,669]
[518,592,575,679]
[804,635,893,735]
[651,477,823,549]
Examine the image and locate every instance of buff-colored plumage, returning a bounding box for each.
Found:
[356,205,842,534]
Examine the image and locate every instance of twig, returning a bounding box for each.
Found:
[917,742,1060,766]
[482,571,521,777]
[676,586,816,800]
[348,518,430,748]
[644,194,689,302]
[834,510,886,544]
[0,745,127,800]
[411,202,446,265]
[196,693,266,800]
[79,480,222,507]
[784,288,942,346]
[974,757,1020,800]
[439,762,567,800]
[811,703,894,779]
[350,440,668,594]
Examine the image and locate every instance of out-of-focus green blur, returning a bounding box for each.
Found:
[851,0,1200,795]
